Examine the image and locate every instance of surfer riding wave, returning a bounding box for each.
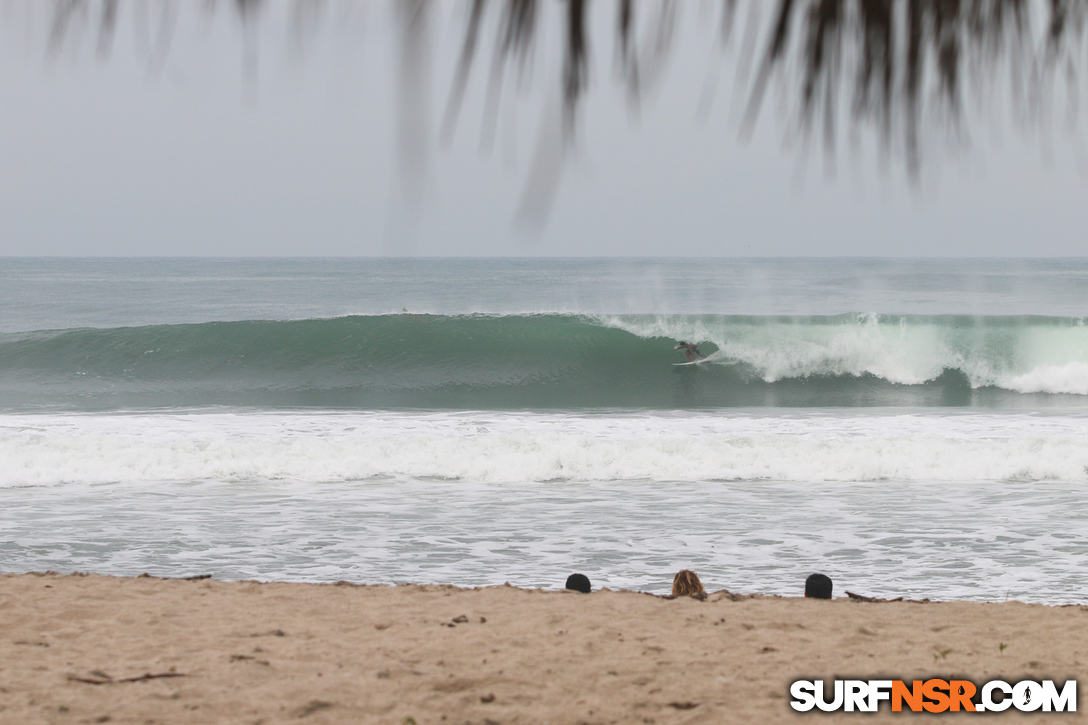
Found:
[674,341,706,362]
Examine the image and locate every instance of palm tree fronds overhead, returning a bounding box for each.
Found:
[24,0,1088,211]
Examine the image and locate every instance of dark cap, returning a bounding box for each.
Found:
[565,573,592,593]
[805,573,833,599]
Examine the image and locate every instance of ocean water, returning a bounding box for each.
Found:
[1,258,1087,603]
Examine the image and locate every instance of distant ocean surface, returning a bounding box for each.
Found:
[1,258,1087,602]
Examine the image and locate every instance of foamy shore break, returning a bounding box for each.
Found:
[2,574,1085,724]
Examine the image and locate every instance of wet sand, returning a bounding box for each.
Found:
[0,572,1085,724]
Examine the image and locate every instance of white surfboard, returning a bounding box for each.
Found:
[673,359,708,366]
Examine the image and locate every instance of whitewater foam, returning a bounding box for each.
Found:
[4,410,1088,486]
[599,312,1088,392]
[1000,361,1088,395]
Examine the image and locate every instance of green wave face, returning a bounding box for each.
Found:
[2,313,1088,410]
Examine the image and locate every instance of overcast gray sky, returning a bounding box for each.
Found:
[0,0,1085,257]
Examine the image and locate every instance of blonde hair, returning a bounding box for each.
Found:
[671,569,706,599]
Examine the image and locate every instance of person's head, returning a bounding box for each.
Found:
[805,573,833,599]
[671,569,706,599]
[565,573,591,593]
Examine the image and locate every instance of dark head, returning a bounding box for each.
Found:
[565,573,591,593]
[805,573,833,599]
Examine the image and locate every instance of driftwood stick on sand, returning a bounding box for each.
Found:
[67,672,188,685]
[845,590,905,603]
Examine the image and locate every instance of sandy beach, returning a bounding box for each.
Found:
[1,573,1084,724]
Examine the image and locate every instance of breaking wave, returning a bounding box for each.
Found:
[3,313,1088,410]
